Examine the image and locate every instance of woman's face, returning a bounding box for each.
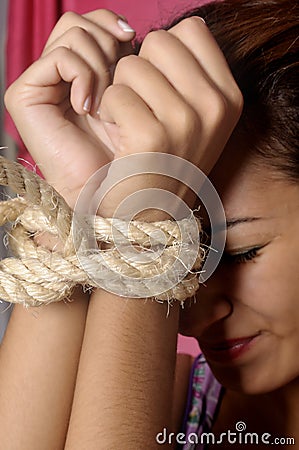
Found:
[179,143,299,395]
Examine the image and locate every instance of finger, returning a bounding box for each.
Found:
[138,29,228,121]
[111,55,203,160]
[46,9,135,54]
[98,84,180,219]
[82,10,136,81]
[99,83,166,155]
[45,10,135,62]
[83,13,135,79]
[14,47,95,115]
[43,11,136,115]
[136,29,242,168]
[43,27,112,114]
[98,84,196,219]
[83,9,135,43]
[168,17,243,109]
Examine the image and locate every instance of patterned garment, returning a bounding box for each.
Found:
[179,354,224,450]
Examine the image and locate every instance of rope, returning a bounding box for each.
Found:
[0,156,204,307]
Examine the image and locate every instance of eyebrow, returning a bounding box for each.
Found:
[226,217,263,228]
[203,216,264,234]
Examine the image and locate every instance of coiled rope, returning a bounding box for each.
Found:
[0,156,204,307]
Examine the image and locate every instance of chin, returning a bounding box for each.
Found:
[207,360,288,396]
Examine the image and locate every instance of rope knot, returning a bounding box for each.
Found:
[0,156,205,307]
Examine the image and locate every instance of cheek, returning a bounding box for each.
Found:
[179,235,299,337]
[179,249,299,336]
[230,247,299,330]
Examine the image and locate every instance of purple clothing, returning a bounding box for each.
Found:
[180,354,224,450]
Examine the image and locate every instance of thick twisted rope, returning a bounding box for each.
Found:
[0,156,204,307]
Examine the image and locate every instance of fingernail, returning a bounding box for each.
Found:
[83,95,91,112]
[198,17,206,24]
[117,19,135,33]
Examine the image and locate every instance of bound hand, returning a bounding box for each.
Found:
[5,11,243,212]
[4,9,135,207]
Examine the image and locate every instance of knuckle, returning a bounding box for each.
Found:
[123,124,169,154]
[101,83,123,101]
[205,90,228,125]
[50,46,72,59]
[4,84,15,111]
[49,46,93,77]
[114,54,138,79]
[176,16,204,32]
[231,87,244,118]
[214,93,228,121]
[67,25,89,40]
[4,79,32,114]
[139,30,168,55]
[57,11,80,27]
[101,85,170,153]
[46,12,82,51]
[176,107,201,142]
[85,8,113,21]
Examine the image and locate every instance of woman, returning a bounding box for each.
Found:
[175,1,299,448]
[1,0,298,449]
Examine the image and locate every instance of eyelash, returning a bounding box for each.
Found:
[224,247,260,264]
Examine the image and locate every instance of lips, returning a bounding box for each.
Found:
[199,334,261,363]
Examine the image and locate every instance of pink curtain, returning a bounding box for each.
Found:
[5,0,204,356]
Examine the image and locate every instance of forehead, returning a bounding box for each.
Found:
[209,143,298,220]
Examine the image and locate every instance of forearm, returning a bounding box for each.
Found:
[0,288,89,450]
[65,290,179,449]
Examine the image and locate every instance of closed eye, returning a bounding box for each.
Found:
[223,246,263,264]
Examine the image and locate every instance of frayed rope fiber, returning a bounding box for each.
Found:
[0,156,205,307]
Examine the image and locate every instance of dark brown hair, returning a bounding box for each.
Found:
[166,0,299,180]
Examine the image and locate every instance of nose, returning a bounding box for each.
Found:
[180,265,232,336]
